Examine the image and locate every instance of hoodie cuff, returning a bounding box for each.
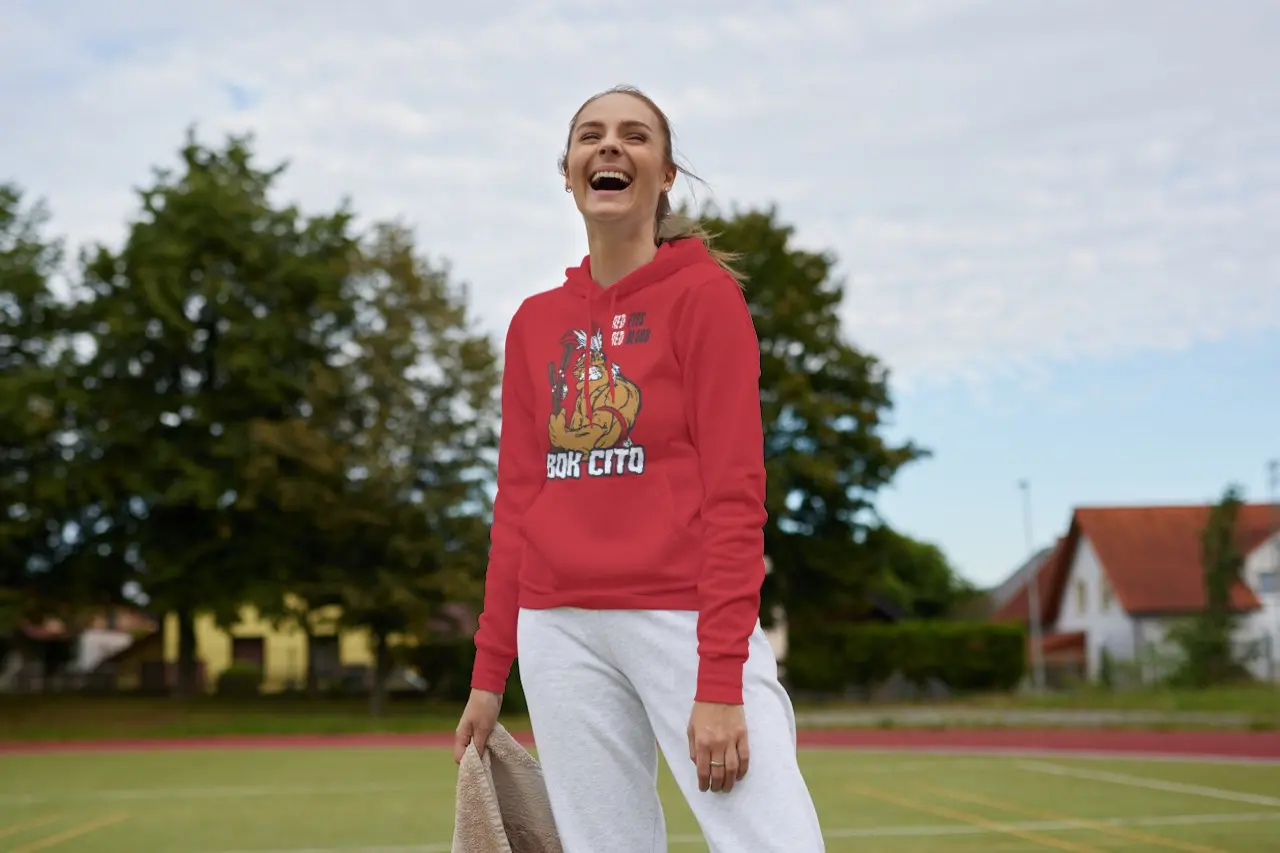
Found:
[694,656,745,705]
[471,649,514,694]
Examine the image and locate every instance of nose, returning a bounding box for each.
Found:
[597,138,621,156]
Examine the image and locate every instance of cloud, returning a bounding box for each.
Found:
[2,0,1277,389]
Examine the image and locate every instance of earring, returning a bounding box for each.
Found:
[565,186,572,193]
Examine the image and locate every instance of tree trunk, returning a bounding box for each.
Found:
[174,608,200,698]
[303,621,320,698]
[369,629,391,717]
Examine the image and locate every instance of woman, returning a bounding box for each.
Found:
[454,85,825,852]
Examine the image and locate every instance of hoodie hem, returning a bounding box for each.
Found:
[518,588,701,612]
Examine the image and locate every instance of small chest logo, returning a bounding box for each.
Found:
[610,312,650,347]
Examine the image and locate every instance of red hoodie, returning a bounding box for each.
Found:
[470,237,767,705]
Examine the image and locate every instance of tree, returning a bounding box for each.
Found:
[867,526,978,619]
[242,221,500,714]
[1168,484,1254,686]
[699,206,927,624]
[68,130,363,696]
[0,183,86,626]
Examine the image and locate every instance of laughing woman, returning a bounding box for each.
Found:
[453,85,825,853]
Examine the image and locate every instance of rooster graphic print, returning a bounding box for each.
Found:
[545,324,645,480]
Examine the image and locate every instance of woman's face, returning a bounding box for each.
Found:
[565,92,675,230]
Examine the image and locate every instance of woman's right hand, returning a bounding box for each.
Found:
[453,688,503,764]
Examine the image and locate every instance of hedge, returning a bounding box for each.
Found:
[783,620,1027,694]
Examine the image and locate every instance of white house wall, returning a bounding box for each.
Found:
[1241,529,1280,681]
[74,628,135,673]
[1051,536,1136,680]
[1113,530,1280,684]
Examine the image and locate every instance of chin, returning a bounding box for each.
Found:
[582,200,642,226]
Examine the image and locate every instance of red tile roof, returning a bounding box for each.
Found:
[993,502,1278,623]
[1076,503,1274,615]
[19,607,158,641]
[991,536,1069,625]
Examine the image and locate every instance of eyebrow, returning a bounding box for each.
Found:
[575,119,654,133]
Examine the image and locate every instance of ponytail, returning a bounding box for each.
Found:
[654,191,745,286]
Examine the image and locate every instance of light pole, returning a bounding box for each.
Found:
[1020,479,1047,692]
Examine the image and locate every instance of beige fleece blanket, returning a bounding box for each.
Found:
[450,723,563,853]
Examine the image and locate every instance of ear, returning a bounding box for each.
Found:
[664,165,677,191]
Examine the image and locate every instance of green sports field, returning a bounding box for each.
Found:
[2,745,1278,852]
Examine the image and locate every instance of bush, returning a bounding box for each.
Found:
[784,621,1026,695]
[407,640,528,713]
[216,661,263,696]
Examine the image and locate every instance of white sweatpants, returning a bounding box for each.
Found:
[516,607,825,852]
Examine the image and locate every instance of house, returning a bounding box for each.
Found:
[0,607,157,692]
[986,543,1058,614]
[991,502,1280,685]
[97,597,478,694]
[98,598,383,694]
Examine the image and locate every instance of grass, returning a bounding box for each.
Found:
[2,744,1278,851]
[2,683,1278,742]
[0,695,493,741]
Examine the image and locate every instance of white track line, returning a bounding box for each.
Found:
[1018,760,1280,808]
[839,747,1280,766]
[205,812,1280,853]
[0,762,975,807]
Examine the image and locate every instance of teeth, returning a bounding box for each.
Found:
[591,170,632,186]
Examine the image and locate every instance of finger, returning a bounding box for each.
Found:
[453,725,471,765]
[687,722,696,765]
[709,745,729,793]
[473,724,492,758]
[696,743,712,792]
[737,733,750,780]
[721,748,740,793]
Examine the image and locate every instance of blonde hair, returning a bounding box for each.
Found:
[558,84,744,285]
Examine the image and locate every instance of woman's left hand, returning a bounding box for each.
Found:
[687,701,750,793]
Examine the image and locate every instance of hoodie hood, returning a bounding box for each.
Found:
[561,236,716,300]
[557,238,717,423]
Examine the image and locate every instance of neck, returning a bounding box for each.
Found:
[585,219,658,288]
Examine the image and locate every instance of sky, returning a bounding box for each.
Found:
[4,0,1279,587]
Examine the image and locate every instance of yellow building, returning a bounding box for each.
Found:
[106,597,380,694]
[162,601,377,693]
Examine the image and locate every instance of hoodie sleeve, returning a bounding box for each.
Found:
[471,305,543,693]
[676,272,768,705]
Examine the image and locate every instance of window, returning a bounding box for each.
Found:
[1101,579,1114,612]
[1075,580,1087,613]
[1259,570,1278,595]
[309,635,342,680]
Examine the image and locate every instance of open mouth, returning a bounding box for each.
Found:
[589,170,633,193]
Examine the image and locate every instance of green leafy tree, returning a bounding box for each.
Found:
[68,130,362,696]
[243,222,500,714]
[700,206,927,625]
[1168,484,1254,686]
[867,526,978,619]
[0,183,87,625]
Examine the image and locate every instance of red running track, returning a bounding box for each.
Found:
[2,728,1279,759]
